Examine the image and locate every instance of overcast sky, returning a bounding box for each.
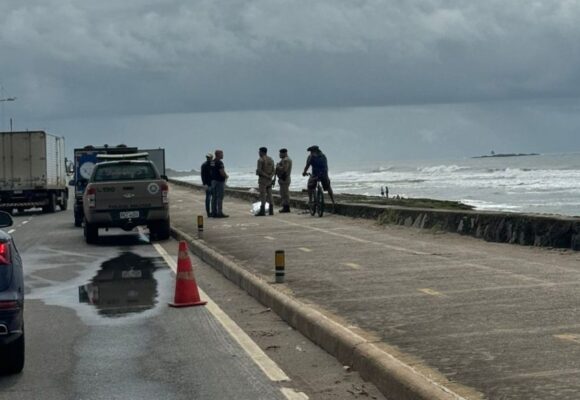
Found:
[2,1,580,168]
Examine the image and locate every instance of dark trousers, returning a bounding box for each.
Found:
[205,186,212,216]
[211,181,225,216]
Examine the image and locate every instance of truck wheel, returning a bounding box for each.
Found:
[60,194,68,211]
[151,219,170,241]
[43,193,57,213]
[1,331,25,374]
[84,221,98,244]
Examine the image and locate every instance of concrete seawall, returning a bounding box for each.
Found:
[169,179,580,250]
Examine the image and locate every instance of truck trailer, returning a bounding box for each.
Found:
[0,131,68,213]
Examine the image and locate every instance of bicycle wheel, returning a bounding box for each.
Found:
[317,185,324,217]
[309,191,317,216]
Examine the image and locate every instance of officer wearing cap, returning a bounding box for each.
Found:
[275,148,293,213]
[256,147,276,216]
[201,152,214,217]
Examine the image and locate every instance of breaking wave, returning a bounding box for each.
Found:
[177,153,580,216]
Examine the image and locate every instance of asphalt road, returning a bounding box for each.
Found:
[0,204,386,400]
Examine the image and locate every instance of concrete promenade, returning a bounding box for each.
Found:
[170,183,580,399]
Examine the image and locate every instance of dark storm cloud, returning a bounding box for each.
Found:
[2,0,580,119]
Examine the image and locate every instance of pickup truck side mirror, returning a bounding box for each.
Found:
[161,175,168,181]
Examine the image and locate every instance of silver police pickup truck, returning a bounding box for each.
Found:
[82,160,170,244]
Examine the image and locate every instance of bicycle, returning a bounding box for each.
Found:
[306,173,324,217]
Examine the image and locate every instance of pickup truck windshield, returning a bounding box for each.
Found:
[93,163,157,182]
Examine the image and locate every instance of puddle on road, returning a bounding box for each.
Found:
[78,252,160,318]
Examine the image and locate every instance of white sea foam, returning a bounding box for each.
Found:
[176,153,580,216]
[417,165,470,174]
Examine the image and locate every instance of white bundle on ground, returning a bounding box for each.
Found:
[251,201,269,215]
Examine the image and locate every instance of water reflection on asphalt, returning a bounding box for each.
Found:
[79,252,164,318]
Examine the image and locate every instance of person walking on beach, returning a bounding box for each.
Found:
[201,153,214,217]
[302,145,336,208]
[211,149,229,218]
[276,148,293,213]
[255,147,275,216]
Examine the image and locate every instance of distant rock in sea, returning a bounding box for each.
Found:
[166,168,200,177]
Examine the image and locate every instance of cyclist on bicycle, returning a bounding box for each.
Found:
[302,145,336,207]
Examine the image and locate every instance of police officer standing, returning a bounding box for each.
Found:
[275,148,292,213]
[201,153,214,217]
[211,149,229,218]
[255,147,275,216]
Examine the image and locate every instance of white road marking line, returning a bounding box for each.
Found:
[152,243,173,264]
[202,292,292,383]
[277,217,544,284]
[344,262,361,270]
[152,242,292,384]
[276,218,429,256]
[280,388,309,400]
[554,334,580,345]
[264,236,275,241]
[22,220,29,225]
[298,247,312,253]
[418,288,447,298]
[7,229,15,234]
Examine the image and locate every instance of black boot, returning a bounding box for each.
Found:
[256,205,266,216]
[269,205,274,215]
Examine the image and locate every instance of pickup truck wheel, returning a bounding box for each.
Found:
[74,212,82,227]
[84,221,98,244]
[1,331,25,374]
[151,219,170,241]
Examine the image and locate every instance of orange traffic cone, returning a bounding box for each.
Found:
[169,241,207,307]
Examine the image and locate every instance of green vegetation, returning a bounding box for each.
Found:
[328,193,473,210]
[226,185,473,211]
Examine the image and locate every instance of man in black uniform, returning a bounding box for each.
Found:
[210,149,229,218]
[201,153,213,217]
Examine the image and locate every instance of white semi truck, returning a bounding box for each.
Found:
[0,131,68,213]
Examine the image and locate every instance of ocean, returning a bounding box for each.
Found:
[177,152,580,217]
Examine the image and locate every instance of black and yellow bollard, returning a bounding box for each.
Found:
[197,215,204,233]
[275,250,285,283]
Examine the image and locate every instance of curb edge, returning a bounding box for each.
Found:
[171,226,466,400]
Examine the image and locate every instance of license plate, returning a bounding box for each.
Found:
[120,211,140,219]
[121,270,142,279]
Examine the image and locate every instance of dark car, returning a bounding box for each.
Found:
[0,211,24,374]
